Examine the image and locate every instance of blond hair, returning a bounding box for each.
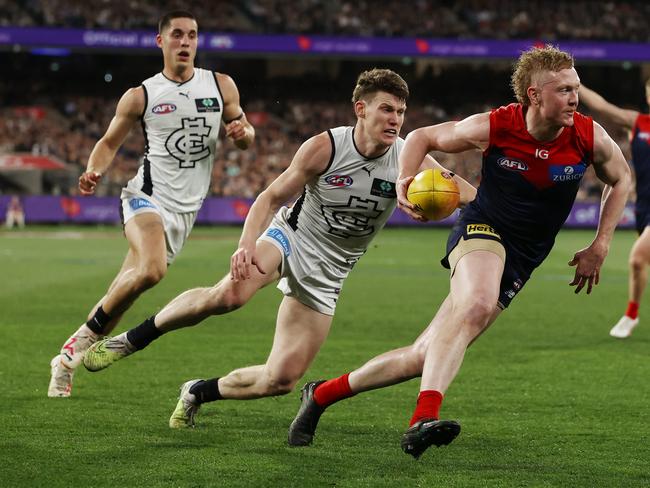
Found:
[511,45,574,105]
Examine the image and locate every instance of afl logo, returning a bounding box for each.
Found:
[497,157,528,171]
[152,103,177,114]
[325,174,353,187]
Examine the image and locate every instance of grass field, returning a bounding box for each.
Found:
[1,225,648,487]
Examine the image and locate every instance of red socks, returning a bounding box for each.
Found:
[313,376,444,426]
[313,373,354,407]
[625,301,639,320]
[409,390,444,426]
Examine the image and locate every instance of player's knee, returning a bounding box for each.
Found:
[394,343,426,377]
[137,263,166,289]
[629,254,647,273]
[454,296,494,333]
[263,371,298,396]
[410,341,428,370]
[207,279,253,313]
[209,286,246,313]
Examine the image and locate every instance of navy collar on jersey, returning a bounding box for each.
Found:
[161,68,196,86]
[351,126,392,161]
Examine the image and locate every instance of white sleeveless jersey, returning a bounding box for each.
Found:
[277,126,403,268]
[125,68,224,212]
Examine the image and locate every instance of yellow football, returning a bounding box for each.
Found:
[406,168,460,220]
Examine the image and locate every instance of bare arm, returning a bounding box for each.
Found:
[418,155,477,207]
[79,87,144,195]
[217,72,255,150]
[579,85,638,130]
[230,132,332,280]
[397,112,489,219]
[568,122,631,294]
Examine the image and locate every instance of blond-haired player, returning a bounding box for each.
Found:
[288,46,631,460]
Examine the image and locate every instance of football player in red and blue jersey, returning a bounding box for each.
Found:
[288,46,631,459]
[579,81,650,338]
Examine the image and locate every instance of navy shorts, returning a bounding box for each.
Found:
[442,215,534,309]
[635,205,650,234]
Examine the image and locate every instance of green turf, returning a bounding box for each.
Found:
[1,226,648,487]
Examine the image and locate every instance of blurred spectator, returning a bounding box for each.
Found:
[4,85,628,200]
[2,0,650,42]
[5,56,643,202]
[5,196,25,229]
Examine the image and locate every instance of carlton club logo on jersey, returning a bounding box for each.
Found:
[165,117,212,168]
[152,103,177,114]
[321,196,383,238]
[325,174,354,187]
[550,164,586,182]
[497,157,528,172]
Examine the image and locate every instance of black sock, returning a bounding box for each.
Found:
[126,316,163,350]
[189,378,223,404]
[86,305,111,335]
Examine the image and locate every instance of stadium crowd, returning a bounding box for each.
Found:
[0,94,471,197]
[0,90,610,201]
[2,0,644,201]
[2,0,650,42]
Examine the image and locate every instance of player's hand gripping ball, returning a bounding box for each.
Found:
[406,168,460,220]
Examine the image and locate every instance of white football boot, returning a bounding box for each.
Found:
[47,325,99,397]
[48,355,73,397]
[59,325,99,369]
[609,315,639,339]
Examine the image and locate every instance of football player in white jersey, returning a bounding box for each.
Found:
[48,10,255,397]
[82,69,476,429]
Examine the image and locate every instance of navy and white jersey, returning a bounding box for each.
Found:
[275,126,402,270]
[125,68,224,213]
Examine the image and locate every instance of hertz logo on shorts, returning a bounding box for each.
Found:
[466,224,500,238]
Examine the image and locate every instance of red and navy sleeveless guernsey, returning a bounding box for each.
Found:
[631,114,650,230]
[469,103,594,267]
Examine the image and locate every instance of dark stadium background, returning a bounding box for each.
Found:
[1,3,649,487]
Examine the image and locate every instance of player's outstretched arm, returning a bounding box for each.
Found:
[80,87,144,195]
[397,113,489,219]
[568,122,631,294]
[217,72,255,150]
[579,85,638,130]
[230,132,332,281]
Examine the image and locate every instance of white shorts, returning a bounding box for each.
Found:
[258,217,348,316]
[120,188,198,264]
